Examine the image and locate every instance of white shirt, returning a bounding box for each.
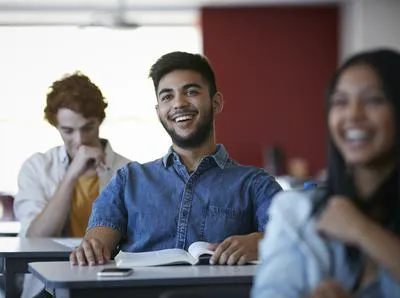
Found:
[13,140,130,298]
[251,189,400,298]
[14,140,130,237]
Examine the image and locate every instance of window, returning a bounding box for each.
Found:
[0,26,202,194]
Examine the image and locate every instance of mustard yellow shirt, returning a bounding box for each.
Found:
[69,175,99,237]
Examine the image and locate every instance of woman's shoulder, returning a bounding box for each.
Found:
[270,187,326,224]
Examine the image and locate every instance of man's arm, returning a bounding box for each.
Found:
[26,171,78,237]
[23,145,105,237]
[70,227,121,266]
[14,153,75,237]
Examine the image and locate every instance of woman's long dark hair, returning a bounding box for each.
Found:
[320,49,400,243]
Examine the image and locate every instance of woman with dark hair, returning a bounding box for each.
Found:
[252,48,400,298]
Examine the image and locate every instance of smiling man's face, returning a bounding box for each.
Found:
[155,69,217,149]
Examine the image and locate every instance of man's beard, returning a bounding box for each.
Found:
[160,106,214,149]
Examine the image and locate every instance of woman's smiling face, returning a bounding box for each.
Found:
[328,63,395,168]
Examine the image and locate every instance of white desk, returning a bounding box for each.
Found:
[29,261,256,298]
[0,237,76,298]
[0,221,20,236]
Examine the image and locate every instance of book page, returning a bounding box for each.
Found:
[115,248,197,267]
[188,241,214,261]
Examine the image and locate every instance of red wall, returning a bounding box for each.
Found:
[201,6,338,176]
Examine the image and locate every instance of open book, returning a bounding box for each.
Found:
[114,241,214,267]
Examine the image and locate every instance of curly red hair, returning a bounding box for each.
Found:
[44,72,108,126]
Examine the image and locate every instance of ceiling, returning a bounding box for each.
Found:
[0,0,342,27]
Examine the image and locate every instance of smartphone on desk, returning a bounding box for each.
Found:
[97,268,134,277]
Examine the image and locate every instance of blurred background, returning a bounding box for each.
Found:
[0,0,399,194]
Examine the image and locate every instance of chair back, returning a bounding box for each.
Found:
[0,194,15,221]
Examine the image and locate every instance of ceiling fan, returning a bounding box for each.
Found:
[0,0,190,28]
[84,0,139,29]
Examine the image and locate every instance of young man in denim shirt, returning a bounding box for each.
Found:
[70,52,282,266]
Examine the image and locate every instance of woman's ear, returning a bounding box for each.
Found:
[212,92,224,114]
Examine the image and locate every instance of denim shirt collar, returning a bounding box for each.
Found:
[162,144,229,170]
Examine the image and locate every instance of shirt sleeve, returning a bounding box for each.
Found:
[380,268,400,297]
[14,154,49,237]
[251,190,331,298]
[87,166,128,236]
[252,171,282,231]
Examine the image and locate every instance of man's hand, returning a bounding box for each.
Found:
[67,145,106,179]
[208,232,263,265]
[306,280,352,298]
[316,196,371,246]
[70,238,111,266]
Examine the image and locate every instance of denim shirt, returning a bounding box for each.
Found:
[88,144,282,252]
[251,189,400,298]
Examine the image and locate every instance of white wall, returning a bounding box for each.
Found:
[0,26,202,194]
[340,0,400,62]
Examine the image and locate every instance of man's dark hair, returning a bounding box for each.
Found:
[148,51,218,97]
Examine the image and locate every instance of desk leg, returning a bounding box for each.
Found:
[4,256,70,298]
[3,258,26,298]
[54,288,71,298]
[52,284,251,298]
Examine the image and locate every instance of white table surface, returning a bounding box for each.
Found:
[0,237,79,256]
[29,261,256,287]
[0,237,80,298]
[0,221,20,235]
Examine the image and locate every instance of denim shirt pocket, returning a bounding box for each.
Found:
[203,205,251,242]
[126,211,151,243]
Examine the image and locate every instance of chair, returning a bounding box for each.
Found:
[0,194,15,221]
[0,193,19,237]
[0,194,17,296]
